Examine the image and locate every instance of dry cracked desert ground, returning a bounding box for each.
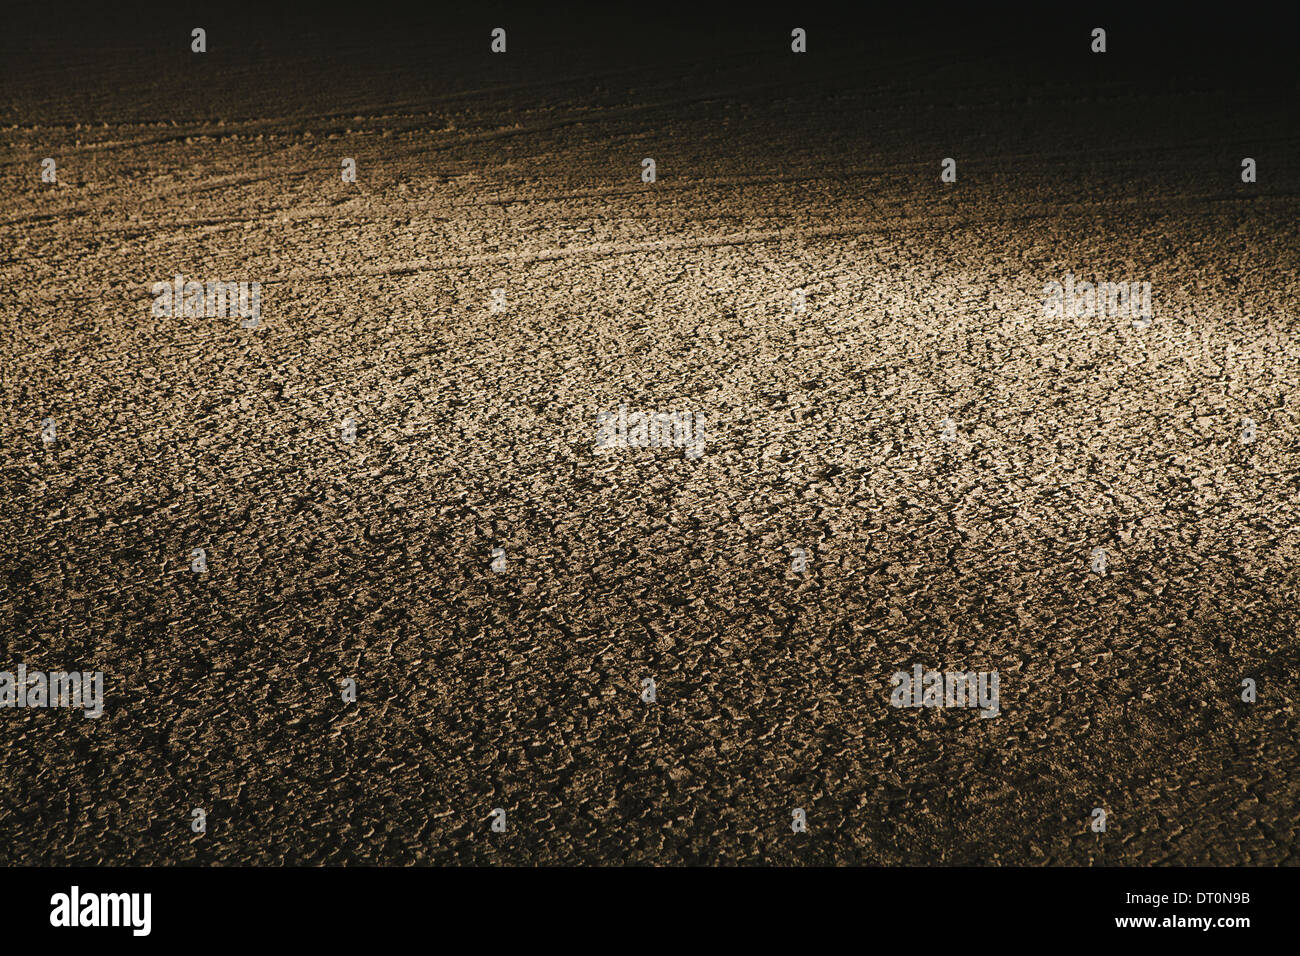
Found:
[1,6,1298,865]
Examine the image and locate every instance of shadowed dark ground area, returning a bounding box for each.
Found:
[1,3,1298,864]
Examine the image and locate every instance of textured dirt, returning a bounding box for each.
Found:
[1,7,1298,865]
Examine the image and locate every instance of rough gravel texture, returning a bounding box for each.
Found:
[2,7,1298,865]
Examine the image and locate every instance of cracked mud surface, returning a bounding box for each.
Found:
[2,7,1298,864]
